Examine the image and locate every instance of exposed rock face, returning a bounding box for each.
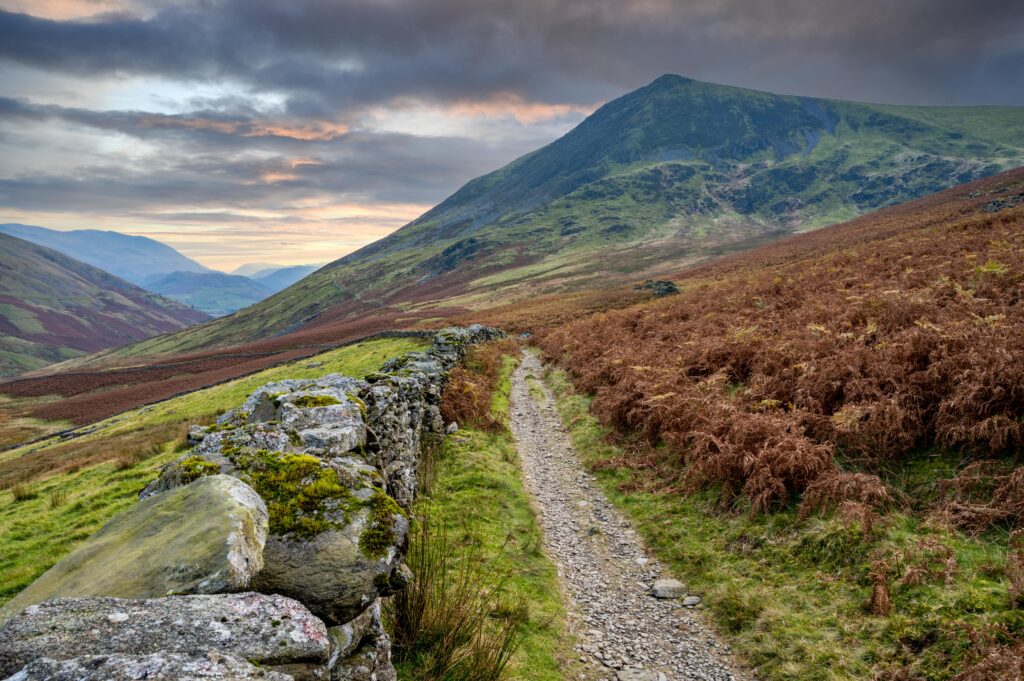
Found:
[1,327,502,681]
[0,475,268,624]
[0,594,329,678]
[5,652,293,681]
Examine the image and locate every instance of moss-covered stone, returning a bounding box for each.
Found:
[232,451,362,539]
[346,392,367,418]
[177,456,220,484]
[359,491,405,559]
[291,395,342,408]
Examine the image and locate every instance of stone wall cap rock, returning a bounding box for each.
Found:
[0,593,329,677]
[4,652,294,680]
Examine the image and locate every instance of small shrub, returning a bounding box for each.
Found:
[440,339,519,431]
[10,482,36,502]
[113,450,143,470]
[48,490,68,509]
[868,559,893,616]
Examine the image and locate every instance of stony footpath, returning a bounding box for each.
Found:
[0,326,501,681]
[510,351,746,681]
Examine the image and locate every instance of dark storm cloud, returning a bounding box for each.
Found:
[1,0,1022,107]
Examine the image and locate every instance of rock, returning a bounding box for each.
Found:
[683,595,702,607]
[634,280,679,297]
[445,422,459,434]
[0,476,268,624]
[187,425,209,445]
[327,600,396,681]
[4,652,293,680]
[650,578,687,599]
[616,671,667,681]
[252,503,409,626]
[0,593,330,678]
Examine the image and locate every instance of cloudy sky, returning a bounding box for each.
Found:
[1,0,1022,270]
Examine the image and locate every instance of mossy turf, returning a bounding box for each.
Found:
[543,364,1022,681]
[0,337,424,607]
[398,355,573,681]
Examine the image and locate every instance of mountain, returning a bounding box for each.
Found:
[252,264,323,293]
[232,262,283,277]
[0,224,210,286]
[0,233,209,377]
[68,75,1024,358]
[143,271,271,317]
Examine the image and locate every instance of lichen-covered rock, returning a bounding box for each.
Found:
[0,593,330,678]
[327,600,396,681]
[252,491,409,625]
[4,652,293,680]
[1,476,267,624]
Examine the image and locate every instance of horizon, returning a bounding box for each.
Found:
[2,0,1023,269]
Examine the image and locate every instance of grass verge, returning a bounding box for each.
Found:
[390,352,572,680]
[0,337,425,606]
[542,363,1022,681]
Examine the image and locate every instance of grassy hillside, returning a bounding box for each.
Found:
[97,75,1024,358]
[534,168,1024,679]
[0,335,425,606]
[0,233,209,377]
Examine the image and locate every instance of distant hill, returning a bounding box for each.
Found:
[252,264,322,293]
[0,233,209,377]
[231,262,283,277]
[0,224,210,285]
[144,271,271,317]
[66,74,1024,358]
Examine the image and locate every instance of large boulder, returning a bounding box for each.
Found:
[0,475,267,624]
[4,652,293,680]
[251,483,409,625]
[0,593,329,679]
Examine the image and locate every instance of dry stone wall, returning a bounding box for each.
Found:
[0,326,502,681]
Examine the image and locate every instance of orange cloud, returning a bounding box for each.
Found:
[258,158,323,184]
[136,114,349,141]
[446,93,596,124]
[0,0,127,19]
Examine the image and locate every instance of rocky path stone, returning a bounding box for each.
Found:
[510,351,747,681]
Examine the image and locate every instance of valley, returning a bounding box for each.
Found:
[1,58,1023,681]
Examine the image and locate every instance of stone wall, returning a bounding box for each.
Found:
[0,326,502,681]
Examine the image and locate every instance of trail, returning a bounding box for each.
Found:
[510,351,745,681]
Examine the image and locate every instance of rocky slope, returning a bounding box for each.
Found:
[0,326,500,681]
[0,233,209,377]
[105,74,1024,357]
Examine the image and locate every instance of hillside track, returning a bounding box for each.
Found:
[510,351,747,681]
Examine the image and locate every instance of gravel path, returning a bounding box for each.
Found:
[510,351,746,681]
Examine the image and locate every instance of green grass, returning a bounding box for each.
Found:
[542,365,1023,681]
[399,354,572,680]
[0,337,425,606]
